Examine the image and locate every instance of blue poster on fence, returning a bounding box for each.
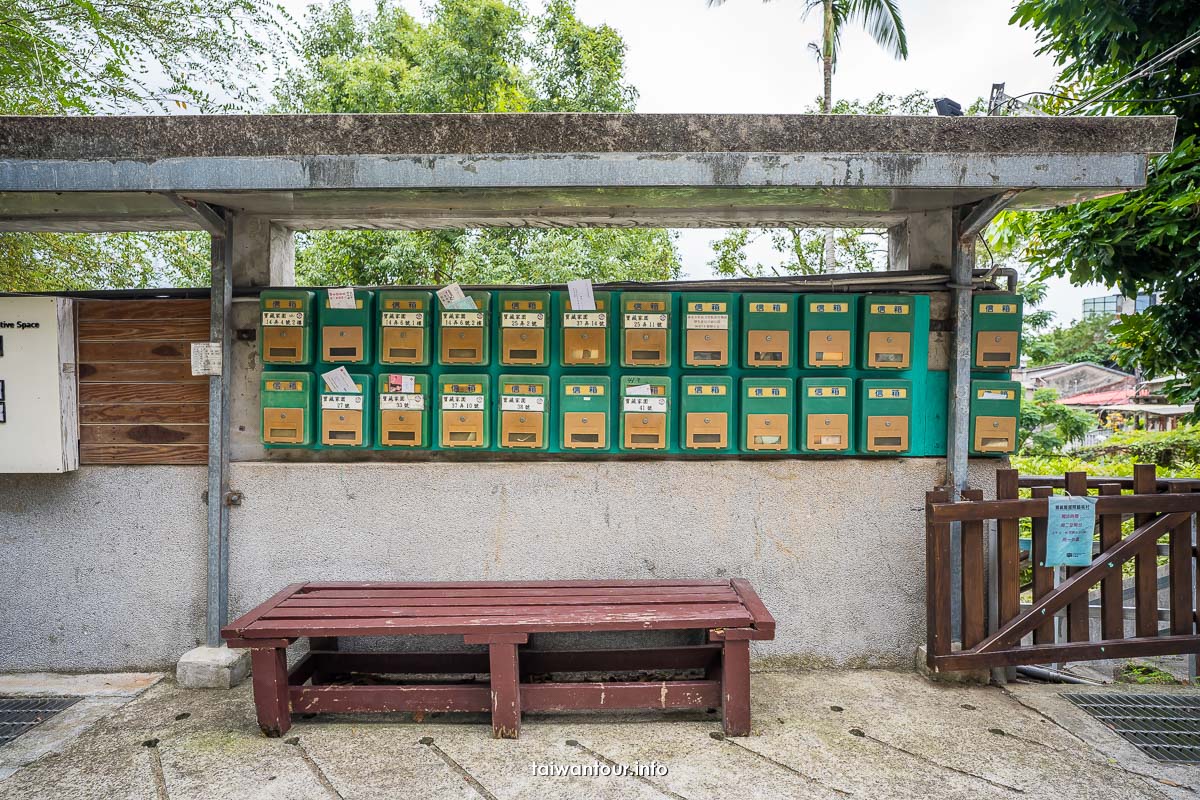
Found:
[1045,495,1097,567]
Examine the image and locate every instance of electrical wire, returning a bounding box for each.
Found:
[1062,28,1200,114]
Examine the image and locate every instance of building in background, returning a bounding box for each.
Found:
[1013,362,1134,400]
[1082,292,1159,317]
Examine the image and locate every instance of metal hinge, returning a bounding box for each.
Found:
[201,490,244,506]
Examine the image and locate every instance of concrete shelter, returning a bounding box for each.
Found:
[0,113,1176,673]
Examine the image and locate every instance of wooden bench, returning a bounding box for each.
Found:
[222,579,775,739]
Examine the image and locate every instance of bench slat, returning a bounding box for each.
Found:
[297,586,730,600]
[277,591,739,608]
[244,607,755,637]
[262,602,750,620]
[300,579,729,590]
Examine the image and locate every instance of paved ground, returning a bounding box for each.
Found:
[1,670,1197,800]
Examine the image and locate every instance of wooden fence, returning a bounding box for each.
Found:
[926,465,1200,671]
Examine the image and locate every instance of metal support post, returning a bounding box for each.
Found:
[206,211,234,647]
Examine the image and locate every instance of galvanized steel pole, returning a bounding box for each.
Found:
[206,212,233,647]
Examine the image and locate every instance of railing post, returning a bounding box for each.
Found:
[1133,464,1159,638]
[961,489,986,649]
[926,490,952,663]
[1097,483,1124,641]
[1030,486,1055,645]
[1169,483,1193,636]
[1064,471,1090,642]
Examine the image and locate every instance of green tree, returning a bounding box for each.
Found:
[1024,314,1120,368]
[706,91,928,277]
[706,0,907,270]
[1004,0,1200,416]
[1019,388,1096,454]
[276,0,678,286]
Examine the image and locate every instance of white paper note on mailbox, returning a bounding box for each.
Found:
[567,278,596,311]
[328,287,356,309]
[322,366,358,393]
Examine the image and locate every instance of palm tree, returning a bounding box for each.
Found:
[707,0,909,268]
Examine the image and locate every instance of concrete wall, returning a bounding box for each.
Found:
[2,459,998,672]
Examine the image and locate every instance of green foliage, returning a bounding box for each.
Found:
[0,231,209,292]
[1018,388,1096,454]
[1119,663,1180,685]
[1010,453,1200,481]
[1005,1,1200,416]
[1024,314,1119,368]
[276,0,673,286]
[1073,424,1200,468]
[1017,277,1055,335]
[0,0,287,114]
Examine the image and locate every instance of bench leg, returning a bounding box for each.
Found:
[488,642,521,739]
[250,647,291,737]
[720,638,751,736]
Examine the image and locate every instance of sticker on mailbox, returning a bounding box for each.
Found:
[807,386,846,397]
[749,302,788,313]
[686,314,728,330]
[442,394,485,410]
[379,394,424,410]
[262,311,304,326]
[381,312,424,327]
[978,303,1018,314]
[809,302,847,313]
[624,396,667,413]
[688,302,727,313]
[321,394,364,410]
[501,312,545,328]
[502,396,545,412]
[978,388,1017,401]
[267,379,304,392]
[563,312,607,328]
[689,384,728,395]
[868,303,910,315]
[441,311,484,327]
[565,384,605,395]
[748,386,787,398]
[870,388,908,399]
[384,299,423,310]
[624,314,668,329]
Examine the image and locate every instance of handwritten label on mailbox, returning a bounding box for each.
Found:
[1045,495,1097,567]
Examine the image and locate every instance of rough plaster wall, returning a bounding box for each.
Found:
[1,459,999,672]
[0,467,207,672]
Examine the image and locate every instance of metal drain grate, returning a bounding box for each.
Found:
[1065,693,1200,763]
[0,696,82,748]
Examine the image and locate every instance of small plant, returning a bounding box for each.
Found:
[1118,662,1179,685]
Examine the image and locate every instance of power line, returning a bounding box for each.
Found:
[1062,28,1200,114]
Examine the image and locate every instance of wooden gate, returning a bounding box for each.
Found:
[926,465,1200,672]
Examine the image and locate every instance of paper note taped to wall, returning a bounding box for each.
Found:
[190,342,222,376]
[1045,495,1097,567]
[322,366,358,394]
[328,287,356,309]
[567,278,596,311]
[437,282,477,310]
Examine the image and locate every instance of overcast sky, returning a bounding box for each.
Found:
[277,0,1111,324]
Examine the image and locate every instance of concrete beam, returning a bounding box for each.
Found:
[888,210,954,272]
[231,214,294,288]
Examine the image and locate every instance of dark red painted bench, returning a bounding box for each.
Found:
[222,579,775,739]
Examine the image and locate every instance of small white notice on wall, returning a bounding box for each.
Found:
[190,342,222,376]
[328,287,356,309]
[437,282,477,310]
[567,278,596,311]
[321,366,358,394]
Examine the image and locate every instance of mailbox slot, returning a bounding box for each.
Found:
[323,326,364,362]
[972,294,1023,370]
[974,416,1017,452]
[438,292,490,366]
[803,295,856,368]
[263,407,304,444]
[806,414,849,451]
[500,292,549,366]
[740,378,794,453]
[260,291,316,367]
[620,376,671,451]
[742,294,794,368]
[621,292,672,367]
[560,378,610,450]
[867,332,911,368]
[439,375,489,448]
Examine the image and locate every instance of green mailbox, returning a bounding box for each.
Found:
[742,294,795,368]
[620,292,672,367]
[498,374,550,450]
[861,295,916,370]
[972,294,1023,370]
[377,290,432,366]
[260,371,315,447]
[499,291,550,367]
[319,372,371,448]
[802,295,857,369]
[682,293,733,368]
[800,377,853,454]
[560,376,611,450]
[376,372,430,448]
[859,379,913,455]
[438,374,490,448]
[970,379,1021,456]
[560,291,612,367]
[259,290,315,367]
[741,377,794,453]
[681,376,734,451]
[438,291,491,366]
[619,375,671,451]
[319,288,373,366]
